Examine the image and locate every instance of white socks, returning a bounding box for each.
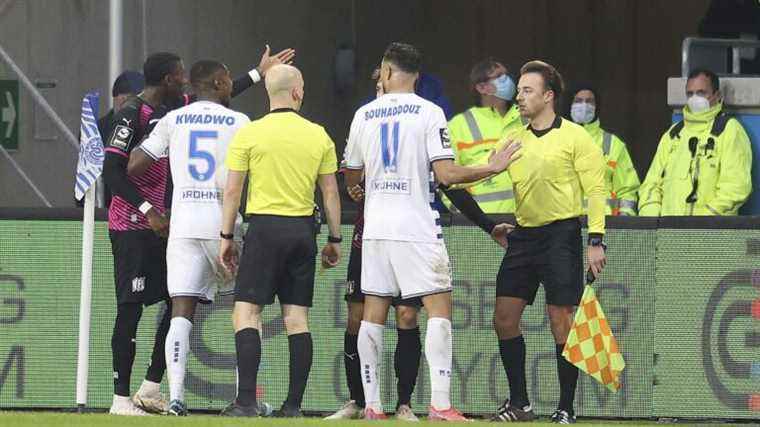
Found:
[425,317,452,410]
[165,316,192,402]
[358,317,454,412]
[357,320,384,412]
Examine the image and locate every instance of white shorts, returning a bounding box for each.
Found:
[361,240,452,299]
[166,238,239,302]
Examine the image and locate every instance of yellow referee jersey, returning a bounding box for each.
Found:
[498,116,606,234]
[226,109,338,216]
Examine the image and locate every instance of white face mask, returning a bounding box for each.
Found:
[687,95,710,113]
[570,102,595,124]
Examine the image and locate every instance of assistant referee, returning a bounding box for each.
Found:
[490,61,607,425]
[218,64,342,418]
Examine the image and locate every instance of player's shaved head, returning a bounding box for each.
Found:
[265,64,303,97]
[265,64,305,111]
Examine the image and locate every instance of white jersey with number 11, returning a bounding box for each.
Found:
[345,93,454,243]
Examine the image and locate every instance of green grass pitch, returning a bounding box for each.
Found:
[0,412,702,427]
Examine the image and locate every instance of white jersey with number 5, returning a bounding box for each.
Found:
[345,93,454,243]
[139,101,250,240]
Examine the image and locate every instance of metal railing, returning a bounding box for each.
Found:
[682,37,760,77]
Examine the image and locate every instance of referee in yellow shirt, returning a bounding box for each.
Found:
[490,61,607,425]
[218,64,342,417]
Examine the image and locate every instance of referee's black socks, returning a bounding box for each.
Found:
[344,332,365,407]
[395,327,421,408]
[284,332,313,410]
[235,328,261,407]
[498,335,529,408]
[555,343,578,415]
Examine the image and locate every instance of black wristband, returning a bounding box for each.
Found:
[327,235,342,243]
[220,231,234,240]
[588,235,606,250]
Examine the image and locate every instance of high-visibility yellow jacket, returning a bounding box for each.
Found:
[639,102,752,216]
[444,105,524,213]
[580,120,640,216]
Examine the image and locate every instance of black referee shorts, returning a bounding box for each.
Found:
[344,243,422,308]
[235,215,317,307]
[109,229,168,306]
[496,217,583,306]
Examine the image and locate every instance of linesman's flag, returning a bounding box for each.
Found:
[74,92,104,200]
[562,284,626,392]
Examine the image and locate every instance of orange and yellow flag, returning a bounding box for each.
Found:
[562,285,625,392]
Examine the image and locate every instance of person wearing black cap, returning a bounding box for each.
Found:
[98,71,145,145]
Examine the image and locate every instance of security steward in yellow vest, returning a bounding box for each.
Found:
[639,69,752,216]
[569,84,640,216]
[444,59,525,213]
[490,61,607,425]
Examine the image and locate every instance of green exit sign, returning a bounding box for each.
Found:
[0,79,19,150]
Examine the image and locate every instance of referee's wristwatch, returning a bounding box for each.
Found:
[220,231,234,240]
[587,235,607,251]
[327,235,342,243]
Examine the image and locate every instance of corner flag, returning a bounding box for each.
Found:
[74,92,104,200]
[562,283,626,392]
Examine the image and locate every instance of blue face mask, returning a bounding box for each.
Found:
[491,74,516,101]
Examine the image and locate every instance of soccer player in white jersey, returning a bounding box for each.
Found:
[127,60,251,416]
[343,43,521,421]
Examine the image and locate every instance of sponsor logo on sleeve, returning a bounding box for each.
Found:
[439,128,451,149]
[109,125,134,150]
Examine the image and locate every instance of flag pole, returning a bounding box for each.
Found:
[76,185,96,412]
[74,91,104,412]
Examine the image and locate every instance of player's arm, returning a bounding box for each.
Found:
[440,186,495,234]
[428,109,520,186]
[440,186,513,248]
[230,45,296,97]
[102,108,148,209]
[127,149,155,177]
[343,112,364,190]
[127,115,170,177]
[431,141,520,187]
[103,109,168,236]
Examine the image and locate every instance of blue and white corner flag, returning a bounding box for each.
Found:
[74,92,105,200]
